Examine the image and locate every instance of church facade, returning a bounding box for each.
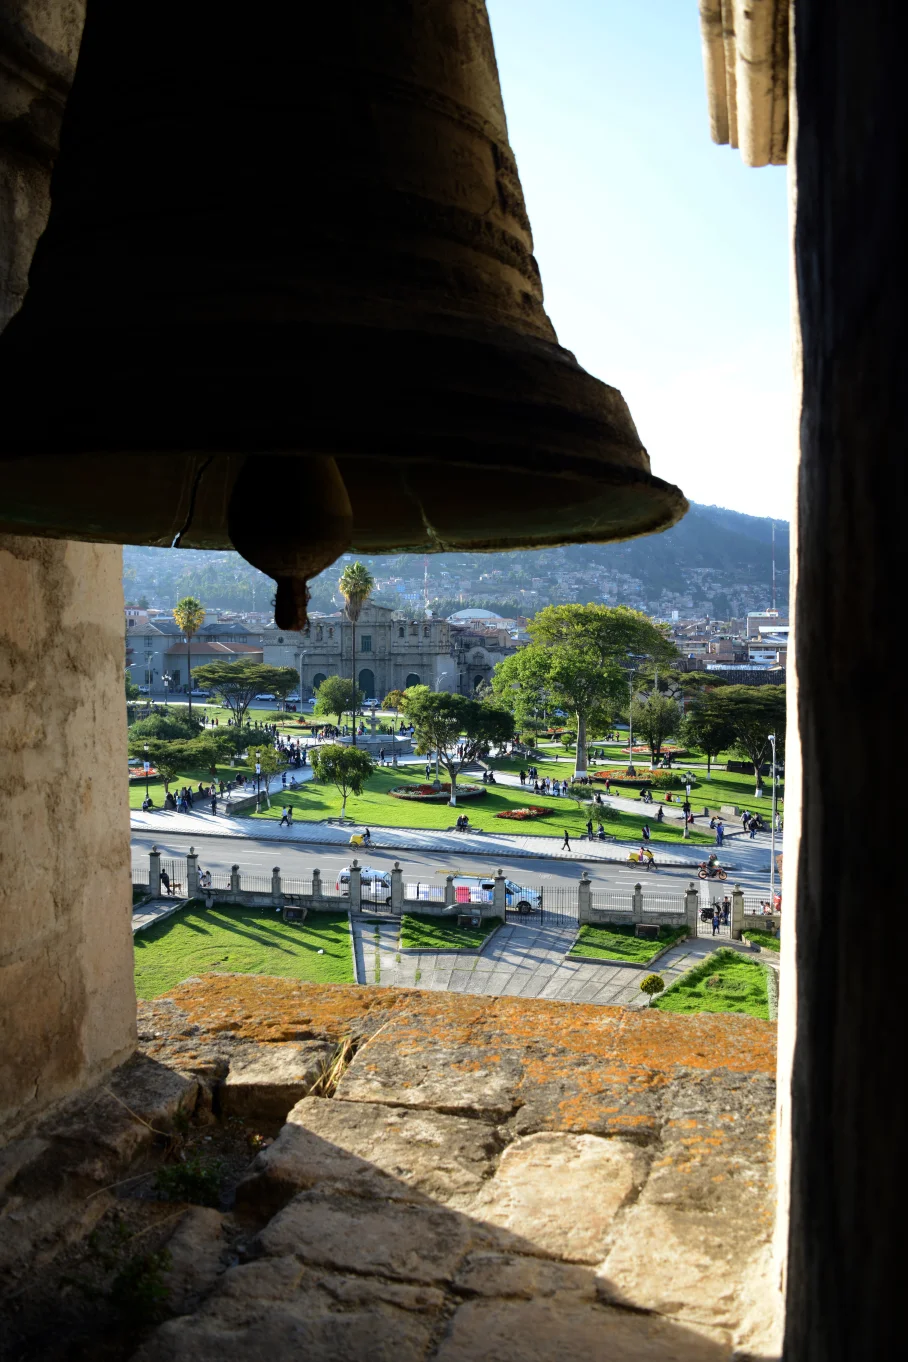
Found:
[261,604,517,699]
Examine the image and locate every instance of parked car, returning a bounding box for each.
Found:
[362,697,379,708]
[335,866,392,905]
[405,876,540,913]
[137,684,150,694]
[254,692,275,701]
[190,688,211,697]
[286,692,300,703]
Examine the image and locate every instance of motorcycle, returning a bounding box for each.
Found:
[698,861,728,881]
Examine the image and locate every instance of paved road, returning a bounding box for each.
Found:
[131,830,775,898]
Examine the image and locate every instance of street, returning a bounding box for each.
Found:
[131,829,774,898]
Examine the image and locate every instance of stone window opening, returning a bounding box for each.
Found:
[360,635,372,652]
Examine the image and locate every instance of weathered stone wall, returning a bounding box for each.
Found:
[0,536,136,1134]
[1,3,135,1136]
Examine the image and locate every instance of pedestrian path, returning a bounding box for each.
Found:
[132,896,189,934]
[349,914,750,1008]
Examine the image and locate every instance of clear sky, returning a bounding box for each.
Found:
[487,0,793,519]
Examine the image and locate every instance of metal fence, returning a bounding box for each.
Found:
[590,891,633,913]
[537,884,578,926]
[640,895,686,915]
[282,876,314,898]
[159,859,186,895]
[404,882,448,903]
[207,870,232,892]
[132,867,149,887]
[744,896,775,916]
[240,873,274,894]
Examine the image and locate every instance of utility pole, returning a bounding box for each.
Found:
[626,668,636,775]
[771,522,777,612]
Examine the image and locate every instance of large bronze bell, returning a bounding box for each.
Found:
[0,1,686,626]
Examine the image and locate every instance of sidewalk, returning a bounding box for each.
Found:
[129,807,741,870]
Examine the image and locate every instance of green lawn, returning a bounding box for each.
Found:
[651,947,770,1019]
[400,913,503,951]
[741,929,780,952]
[568,922,688,964]
[134,903,353,998]
[249,768,713,844]
[511,746,782,819]
[128,758,257,809]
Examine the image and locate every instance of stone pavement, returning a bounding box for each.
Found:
[349,915,745,1007]
[132,895,190,934]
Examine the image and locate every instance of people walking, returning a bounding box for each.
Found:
[561,829,571,851]
[279,806,291,827]
[210,794,217,814]
[715,819,725,846]
[642,823,651,841]
[586,817,594,841]
[656,805,664,822]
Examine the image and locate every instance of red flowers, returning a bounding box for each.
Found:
[495,806,549,820]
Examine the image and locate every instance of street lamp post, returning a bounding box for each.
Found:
[144,742,150,803]
[768,734,778,909]
[162,672,172,709]
[683,775,692,839]
[255,750,262,812]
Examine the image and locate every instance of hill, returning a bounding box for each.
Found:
[123,501,789,620]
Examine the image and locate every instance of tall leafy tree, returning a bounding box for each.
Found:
[709,685,787,791]
[314,675,361,730]
[172,595,205,720]
[190,661,298,727]
[310,743,375,821]
[401,688,514,806]
[680,693,737,772]
[630,693,681,763]
[338,561,375,746]
[498,605,676,776]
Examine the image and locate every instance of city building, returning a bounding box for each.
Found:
[261,603,518,698]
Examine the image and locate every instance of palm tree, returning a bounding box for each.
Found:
[172,595,206,720]
[338,562,375,747]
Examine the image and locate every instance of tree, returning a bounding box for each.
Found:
[249,743,287,809]
[184,731,235,778]
[127,736,193,795]
[338,561,375,746]
[129,712,202,742]
[630,693,681,764]
[172,595,205,720]
[709,686,787,792]
[269,668,300,711]
[496,605,675,777]
[401,688,514,806]
[640,974,665,998]
[680,693,737,773]
[314,675,361,730]
[310,743,375,820]
[190,661,299,727]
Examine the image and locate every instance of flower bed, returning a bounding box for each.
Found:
[587,769,697,791]
[389,782,486,802]
[495,806,550,820]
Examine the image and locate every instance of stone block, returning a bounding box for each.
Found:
[465,1133,648,1263]
[219,1041,334,1124]
[257,1189,487,1284]
[237,1095,500,1213]
[163,1207,228,1312]
[435,1297,732,1362]
[337,1044,522,1121]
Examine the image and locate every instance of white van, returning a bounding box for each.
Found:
[335,865,392,905]
[404,876,540,914]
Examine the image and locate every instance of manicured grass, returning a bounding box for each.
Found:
[741,929,780,952]
[400,913,503,952]
[134,902,353,998]
[128,759,256,809]
[248,768,714,844]
[568,922,688,964]
[651,947,770,1019]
